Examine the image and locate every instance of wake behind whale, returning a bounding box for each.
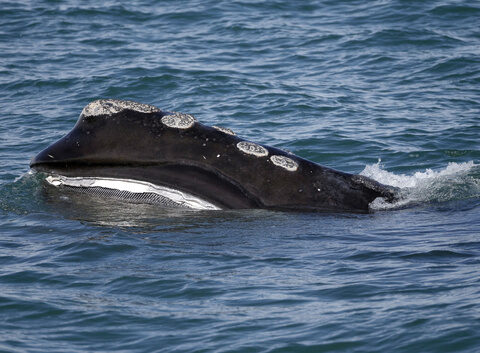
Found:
[30,99,398,213]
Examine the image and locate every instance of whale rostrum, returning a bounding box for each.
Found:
[30,99,397,212]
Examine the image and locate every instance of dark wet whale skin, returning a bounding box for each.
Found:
[30,100,397,212]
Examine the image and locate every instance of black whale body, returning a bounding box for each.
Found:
[30,99,397,212]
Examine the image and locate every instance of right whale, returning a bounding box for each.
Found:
[30,99,398,213]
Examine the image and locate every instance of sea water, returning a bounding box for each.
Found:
[1,1,479,352]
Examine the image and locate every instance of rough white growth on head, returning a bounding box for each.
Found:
[161,112,196,129]
[81,99,160,117]
[236,141,268,157]
[213,126,236,136]
[270,155,298,172]
[45,175,220,210]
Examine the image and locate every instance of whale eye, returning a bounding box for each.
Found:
[270,155,298,172]
[236,141,268,157]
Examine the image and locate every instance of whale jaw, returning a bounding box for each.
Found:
[44,175,221,210]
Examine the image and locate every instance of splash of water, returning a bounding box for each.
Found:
[361,160,480,210]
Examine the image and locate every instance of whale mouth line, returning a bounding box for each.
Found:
[44,175,221,211]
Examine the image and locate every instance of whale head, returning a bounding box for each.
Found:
[31,99,398,212]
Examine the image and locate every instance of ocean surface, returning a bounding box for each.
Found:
[1,0,480,352]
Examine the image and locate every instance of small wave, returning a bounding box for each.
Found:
[361,161,480,210]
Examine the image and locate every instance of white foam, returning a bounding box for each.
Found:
[360,160,480,210]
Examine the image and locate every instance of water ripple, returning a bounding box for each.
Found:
[1,0,480,352]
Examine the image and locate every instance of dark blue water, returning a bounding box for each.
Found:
[1,1,480,352]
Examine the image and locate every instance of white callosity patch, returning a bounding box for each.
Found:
[270,155,298,172]
[236,141,269,157]
[161,112,196,129]
[213,126,236,136]
[45,175,220,210]
[81,99,160,117]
